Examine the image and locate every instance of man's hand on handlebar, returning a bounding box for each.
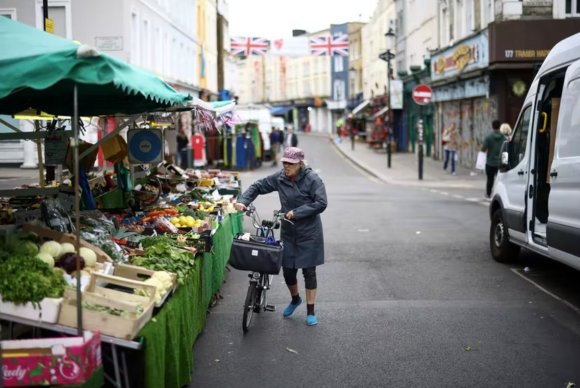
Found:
[234,203,247,212]
[286,210,295,220]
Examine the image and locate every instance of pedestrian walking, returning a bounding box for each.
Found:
[442,122,459,175]
[481,119,506,198]
[284,125,298,148]
[500,122,512,141]
[269,127,282,165]
[234,147,328,326]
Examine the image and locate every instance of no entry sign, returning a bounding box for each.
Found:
[412,84,433,105]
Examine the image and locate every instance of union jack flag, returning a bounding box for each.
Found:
[309,34,349,56]
[230,36,270,56]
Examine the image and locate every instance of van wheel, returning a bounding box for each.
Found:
[490,209,520,262]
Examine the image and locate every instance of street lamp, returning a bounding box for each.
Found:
[379,27,396,168]
[348,67,357,150]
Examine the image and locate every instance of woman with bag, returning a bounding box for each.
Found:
[442,123,459,175]
[234,147,328,326]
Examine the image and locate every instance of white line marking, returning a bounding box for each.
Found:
[430,189,438,193]
[440,192,449,196]
[333,146,381,184]
[465,197,479,202]
[453,194,463,199]
[510,268,580,315]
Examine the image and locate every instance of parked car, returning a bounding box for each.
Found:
[490,32,580,270]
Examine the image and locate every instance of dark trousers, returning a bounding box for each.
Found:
[443,149,456,173]
[283,267,317,289]
[485,164,499,196]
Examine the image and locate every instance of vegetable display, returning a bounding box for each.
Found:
[131,237,196,284]
[0,255,66,306]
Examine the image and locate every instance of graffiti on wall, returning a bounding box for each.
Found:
[439,97,497,169]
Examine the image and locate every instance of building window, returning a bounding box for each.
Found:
[565,0,580,15]
[0,8,16,19]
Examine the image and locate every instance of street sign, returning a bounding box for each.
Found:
[412,84,433,105]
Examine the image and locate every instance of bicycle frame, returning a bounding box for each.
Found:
[241,205,285,333]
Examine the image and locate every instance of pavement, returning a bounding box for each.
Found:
[326,134,487,190]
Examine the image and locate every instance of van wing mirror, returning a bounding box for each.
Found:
[499,141,510,172]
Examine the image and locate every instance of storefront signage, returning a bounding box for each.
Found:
[431,32,489,82]
[489,19,580,64]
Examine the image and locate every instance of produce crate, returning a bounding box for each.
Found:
[95,188,126,210]
[0,296,62,324]
[58,273,156,340]
[1,331,101,387]
[112,263,177,307]
[22,224,112,263]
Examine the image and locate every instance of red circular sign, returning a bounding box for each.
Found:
[412,84,433,105]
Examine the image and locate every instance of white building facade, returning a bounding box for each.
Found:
[0,0,206,166]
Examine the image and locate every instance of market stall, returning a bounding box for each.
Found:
[0,17,243,388]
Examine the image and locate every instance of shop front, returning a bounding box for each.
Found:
[488,19,580,127]
[431,31,491,168]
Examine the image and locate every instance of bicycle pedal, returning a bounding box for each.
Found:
[264,304,276,312]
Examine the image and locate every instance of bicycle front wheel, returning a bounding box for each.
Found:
[242,282,257,333]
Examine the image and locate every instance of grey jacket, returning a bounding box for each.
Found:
[238,166,327,269]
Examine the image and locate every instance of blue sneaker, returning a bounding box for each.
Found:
[306,315,318,326]
[283,297,302,317]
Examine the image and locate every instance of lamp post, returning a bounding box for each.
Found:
[379,27,396,168]
[349,67,357,151]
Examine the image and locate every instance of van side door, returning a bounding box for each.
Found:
[497,104,533,243]
[547,59,580,265]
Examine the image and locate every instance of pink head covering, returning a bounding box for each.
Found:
[280,147,304,164]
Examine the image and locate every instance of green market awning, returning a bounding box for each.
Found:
[0,17,191,117]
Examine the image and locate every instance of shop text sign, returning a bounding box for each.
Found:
[503,49,550,60]
[430,33,488,82]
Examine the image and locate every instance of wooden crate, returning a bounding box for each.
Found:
[112,263,177,307]
[58,273,155,340]
[22,224,112,263]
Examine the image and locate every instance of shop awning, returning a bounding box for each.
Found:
[351,100,370,115]
[371,106,389,119]
[0,17,191,117]
[270,106,293,116]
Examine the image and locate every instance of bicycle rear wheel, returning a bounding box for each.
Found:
[242,282,257,333]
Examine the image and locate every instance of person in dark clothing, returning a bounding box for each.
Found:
[177,129,189,169]
[234,147,327,326]
[269,127,282,165]
[481,120,506,197]
[284,126,298,148]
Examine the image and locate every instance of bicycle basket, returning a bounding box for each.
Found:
[229,235,283,274]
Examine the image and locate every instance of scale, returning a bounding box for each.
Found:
[127,128,163,165]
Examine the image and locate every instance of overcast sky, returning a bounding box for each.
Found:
[228,0,378,38]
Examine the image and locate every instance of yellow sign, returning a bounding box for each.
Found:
[45,18,54,33]
[452,45,473,71]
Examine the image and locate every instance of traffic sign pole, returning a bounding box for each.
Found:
[412,85,432,180]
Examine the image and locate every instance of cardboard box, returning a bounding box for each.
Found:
[1,331,101,387]
[0,296,62,324]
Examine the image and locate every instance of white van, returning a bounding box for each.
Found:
[490,33,580,270]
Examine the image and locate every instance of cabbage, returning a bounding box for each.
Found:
[35,252,55,268]
[59,242,75,256]
[79,247,97,267]
[16,241,39,256]
[151,271,173,291]
[56,252,85,274]
[40,241,61,258]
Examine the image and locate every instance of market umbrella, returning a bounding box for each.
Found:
[0,16,191,117]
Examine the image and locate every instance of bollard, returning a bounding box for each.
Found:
[417,119,424,180]
[387,135,392,168]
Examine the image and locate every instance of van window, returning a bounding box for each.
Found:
[509,105,531,168]
[557,77,580,158]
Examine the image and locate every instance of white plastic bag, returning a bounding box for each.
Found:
[475,151,486,170]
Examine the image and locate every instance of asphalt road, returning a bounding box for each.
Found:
[192,135,580,387]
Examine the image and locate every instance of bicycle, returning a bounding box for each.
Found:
[229,204,288,333]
